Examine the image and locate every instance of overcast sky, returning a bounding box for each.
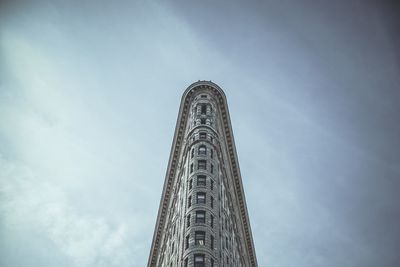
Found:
[1,0,400,266]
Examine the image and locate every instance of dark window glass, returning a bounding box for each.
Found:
[201,104,207,114]
[211,180,214,190]
[189,179,192,190]
[210,149,213,158]
[211,196,214,208]
[185,235,189,249]
[197,175,206,186]
[211,235,214,250]
[191,148,194,158]
[195,231,205,246]
[199,132,207,139]
[201,94,207,98]
[188,196,192,208]
[211,164,214,174]
[200,118,206,125]
[211,215,214,228]
[211,258,214,267]
[197,192,206,204]
[190,163,193,173]
[198,160,206,170]
[198,145,206,155]
[184,258,188,267]
[187,214,191,227]
[194,254,205,267]
[195,210,205,223]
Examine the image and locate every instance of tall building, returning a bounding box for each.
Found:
[148,81,258,267]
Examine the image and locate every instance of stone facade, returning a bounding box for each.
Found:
[148,81,258,267]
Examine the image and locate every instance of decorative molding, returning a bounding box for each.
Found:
[147,81,258,267]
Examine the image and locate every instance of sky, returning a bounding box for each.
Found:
[0,0,400,266]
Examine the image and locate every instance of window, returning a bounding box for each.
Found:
[194,254,205,267]
[185,235,189,250]
[197,192,206,204]
[211,180,214,190]
[210,149,213,159]
[211,164,214,174]
[201,104,207,114]
[199,132,207,139]
[200,118,206,125]
[187,214,191,227]
[195,210,205,223]
[197,175,206,186]
[211,258,214,267]
[211,235,214,250]
[201,94,207,98]
[195,231,205,246]
[211,215,214,228]
[191,148,194,158]
[184,258,188,267]
[211,196,214,208]
[198,160,206,170]
[189,179,192,190]
[190,163,193,173]
[188,196,192,208]
[198,145,206,155]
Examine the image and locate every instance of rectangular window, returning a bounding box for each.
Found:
[198,145,206,155]
[195,231,205,246]
[201,94,207,98]
[211,180,214,190]
[197,192,206,204]
[188,196,192,208]
[184,258,188,267]
[185,235,189,250]
[211,235,214,250]
[187,214,191,228]
[191,148,194,158]
[190,163,193,173]
[194,254,205,267]
[198,160,206,170]
[195,210,205,223]
[211,164,214,174]
[197,175,206,186]
[189,179,192,190]
[211,196,214,208]
[211,215,214,228]
[211,258,214,267]
[200,118,206,125]
[210,149,213,159]
[199,132,206,139]
[201,104,207,114]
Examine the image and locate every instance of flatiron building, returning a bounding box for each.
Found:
[148,81,258,267]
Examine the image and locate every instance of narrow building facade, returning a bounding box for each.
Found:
[148,81,258,267]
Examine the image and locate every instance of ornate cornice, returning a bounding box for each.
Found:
[147,81,258,267]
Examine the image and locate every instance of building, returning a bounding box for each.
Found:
[148,81,258,267]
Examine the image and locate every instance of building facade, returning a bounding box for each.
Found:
[148,81,258,267]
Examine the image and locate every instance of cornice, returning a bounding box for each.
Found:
[147,81,258,267]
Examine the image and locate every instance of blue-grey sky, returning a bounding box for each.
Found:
[1,0,399,266]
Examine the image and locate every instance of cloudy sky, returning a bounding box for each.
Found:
[1,0,399,266]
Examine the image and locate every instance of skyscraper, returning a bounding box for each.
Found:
[148,81,258,267]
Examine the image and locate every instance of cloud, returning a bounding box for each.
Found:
[0,156,136,267]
